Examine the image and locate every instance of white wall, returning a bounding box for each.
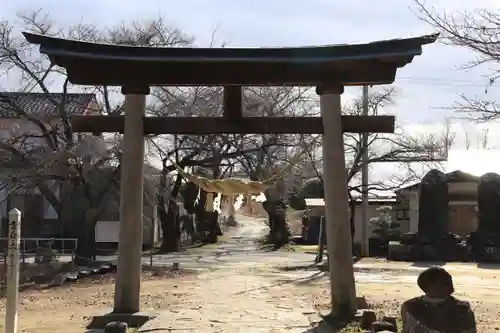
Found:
[95,218,156,245]
[353,205,379,244]
[408,190,419,233]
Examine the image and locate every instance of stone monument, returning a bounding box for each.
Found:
[470,172,500,261]
[418,169,449,237]
[394,169,464,261]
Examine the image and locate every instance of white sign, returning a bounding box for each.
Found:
[95,221,120,243]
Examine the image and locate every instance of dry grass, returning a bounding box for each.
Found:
[307,289,402,333]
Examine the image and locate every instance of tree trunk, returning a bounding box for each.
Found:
[193,190,220,243]
[159,173,182,253]
[74,208,100,263]
[348,196,356,244]
[263,198,290,248]
[207,160,222,239]
[75,228,95,264]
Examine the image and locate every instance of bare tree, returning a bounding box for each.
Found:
[225,87,315,245]
[291,88,452,237]
[413,1,500,122]
[297,88,450,188]
[146,85,313,250]
[0,11,193,256]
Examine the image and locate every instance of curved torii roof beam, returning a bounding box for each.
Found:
[23,32,438,87]
[22,33,438,135]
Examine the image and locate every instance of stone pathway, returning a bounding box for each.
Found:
[95,215,314,270]
[134,214,331,332]
[138,267,327,333]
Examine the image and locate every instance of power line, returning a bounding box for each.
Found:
[398,76,488,83]
[394,76,500,88]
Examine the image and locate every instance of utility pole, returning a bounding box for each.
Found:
[361,86,369,257]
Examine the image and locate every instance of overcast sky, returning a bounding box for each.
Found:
[3,0,500,176]
[3,0,498,124]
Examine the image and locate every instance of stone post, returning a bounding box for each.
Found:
[317,85,357,317]
[113,86,149,313]
[5,208,21,333]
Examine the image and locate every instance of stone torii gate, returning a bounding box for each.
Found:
[24,32,437,322]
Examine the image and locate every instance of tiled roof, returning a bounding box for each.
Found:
[396,169,481,192]
[0,92,96,117]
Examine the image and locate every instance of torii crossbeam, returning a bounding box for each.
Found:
[23,32,438,325]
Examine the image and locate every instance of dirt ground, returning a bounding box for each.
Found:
[293,266,500,333]
[237,204,304,236]
[1,243,499,333]
[0,270,199,333]
[2,263,499,333]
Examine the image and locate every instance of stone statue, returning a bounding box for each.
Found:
[401,266,476,333]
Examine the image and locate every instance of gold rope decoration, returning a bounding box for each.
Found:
[175,152,305,195]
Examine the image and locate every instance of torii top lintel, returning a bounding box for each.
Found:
[23,32,438,87]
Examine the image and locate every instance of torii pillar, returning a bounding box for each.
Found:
[113,86,149,313]
[317,85,357,316]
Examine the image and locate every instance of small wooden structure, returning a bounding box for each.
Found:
[24,32,437,318]
[304,198,326,217]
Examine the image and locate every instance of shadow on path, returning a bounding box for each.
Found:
[476,262,500,270]
[411,261,446,268]
[277,263,328,272]
[299,318,358,333]
[232,270,327,296]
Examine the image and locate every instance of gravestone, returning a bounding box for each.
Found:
[477,173,500,233]
[471,172,500,261]
[399,169,463,261]
[418,169,449,237]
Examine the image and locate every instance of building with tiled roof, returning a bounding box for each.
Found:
[0,92,100,238]
[0,92,98,117]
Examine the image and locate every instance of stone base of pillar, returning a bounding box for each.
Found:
[86,310,158,329]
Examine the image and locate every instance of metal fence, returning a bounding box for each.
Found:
[0,237,78,291]
[0,237,78,263]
